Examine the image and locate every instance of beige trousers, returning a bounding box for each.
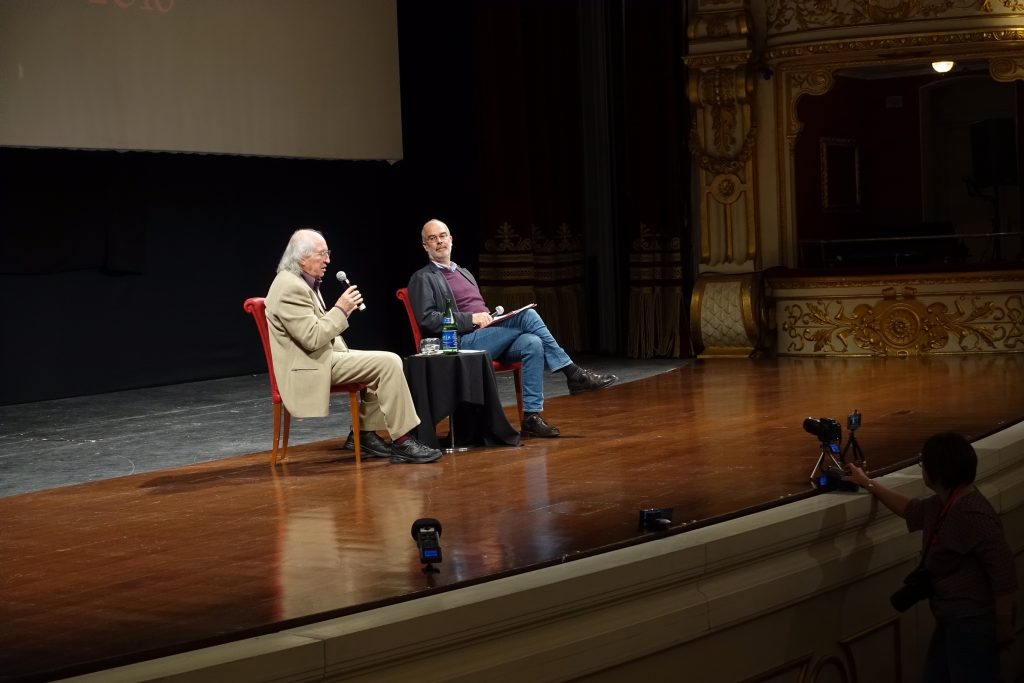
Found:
[330,349,419,439]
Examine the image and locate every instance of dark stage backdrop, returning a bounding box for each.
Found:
[0,0,479,406]
[0,148,428,405]
[1,0,691,406]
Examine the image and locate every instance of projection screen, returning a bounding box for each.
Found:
[0,0,403,160]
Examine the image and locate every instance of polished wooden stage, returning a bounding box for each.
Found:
[3,355,1022,681]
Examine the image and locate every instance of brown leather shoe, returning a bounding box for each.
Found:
[521,413,560,438]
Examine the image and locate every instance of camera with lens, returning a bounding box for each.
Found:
[803,417,842,444]
[847,409,861,432]
[889,567,932,612]
[804,416,858,491]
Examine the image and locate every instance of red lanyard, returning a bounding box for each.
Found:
[928,486,966,547]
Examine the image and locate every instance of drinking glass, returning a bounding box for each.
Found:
[419,338,441,355]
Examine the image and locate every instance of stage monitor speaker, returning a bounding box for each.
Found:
[970,118,1018,187]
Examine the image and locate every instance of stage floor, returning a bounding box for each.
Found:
[2,354,1022,681]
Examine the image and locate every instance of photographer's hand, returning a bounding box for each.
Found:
[842,463,872,489]
[842,464,911,518]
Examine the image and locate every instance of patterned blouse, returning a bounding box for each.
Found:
[905,489,1017,622]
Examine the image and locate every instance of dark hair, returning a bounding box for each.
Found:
[920,432,977,490]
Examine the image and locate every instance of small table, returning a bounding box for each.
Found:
[403,350,521,449]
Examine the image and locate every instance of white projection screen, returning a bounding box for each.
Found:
[0,0,403,160]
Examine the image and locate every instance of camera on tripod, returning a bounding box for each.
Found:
[805,411,865,491]
[803,416,842,444]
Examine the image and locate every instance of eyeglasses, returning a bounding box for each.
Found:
[424,232,450,244]
[314,249,331,258]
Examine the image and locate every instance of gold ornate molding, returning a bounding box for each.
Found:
[767,29,1024,61]
[990,55,1024,79]
[767,269,1024,290]
[784,69,835,138]
[778,287,1024,356]
[686,0,760,270]
[687,63,759,266]
[688,8,750,43]
[768,0,993,34]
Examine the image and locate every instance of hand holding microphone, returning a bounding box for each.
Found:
[471,305,503,328]
[335,270,367,312]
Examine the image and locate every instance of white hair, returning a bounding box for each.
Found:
[276,229,323,275]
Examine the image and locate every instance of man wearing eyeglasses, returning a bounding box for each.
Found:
[265,228,442,464]
[408,218,617,438]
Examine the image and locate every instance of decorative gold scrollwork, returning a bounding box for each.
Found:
[690,121,758,175]
[767,0,978,33]
[781,290,1024,355]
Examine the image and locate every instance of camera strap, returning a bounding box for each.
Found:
[916,485,968,569]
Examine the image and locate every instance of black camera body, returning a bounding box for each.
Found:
[803,417,842,444]
[847,409,861,432]
[890,567,932,612]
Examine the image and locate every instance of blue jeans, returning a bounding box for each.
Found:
[922,614,999,683]
[458,309,572,413]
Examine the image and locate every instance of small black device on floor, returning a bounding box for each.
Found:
[411,518,442,573]
[638,507,673,531]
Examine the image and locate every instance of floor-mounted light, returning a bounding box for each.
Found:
[931,60,955,73]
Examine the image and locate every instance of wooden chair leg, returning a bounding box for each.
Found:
[281,406,291,464]
[272,403,282,466]
[513,367,525,425]
[348,392,362,463]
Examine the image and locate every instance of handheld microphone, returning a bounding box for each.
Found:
[335,270,367,311]
[491,305,504,317]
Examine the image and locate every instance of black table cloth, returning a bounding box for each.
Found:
[403,350,521,449]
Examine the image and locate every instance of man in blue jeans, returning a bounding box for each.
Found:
[408,218,617,438]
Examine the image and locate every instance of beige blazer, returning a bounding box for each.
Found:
[265,270,349,418]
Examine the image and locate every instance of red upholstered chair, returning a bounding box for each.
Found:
[395,288,524,424]
[243,297,367,466]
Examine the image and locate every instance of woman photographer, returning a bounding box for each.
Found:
[843,432,1017,682]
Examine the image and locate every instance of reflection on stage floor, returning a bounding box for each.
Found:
[1,354,1021,681]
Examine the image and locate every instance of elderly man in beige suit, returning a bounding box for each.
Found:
[265,228,441,464]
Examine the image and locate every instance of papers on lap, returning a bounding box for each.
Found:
[491,303,537,324]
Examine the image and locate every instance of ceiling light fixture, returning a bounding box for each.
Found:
[931,60,955,73]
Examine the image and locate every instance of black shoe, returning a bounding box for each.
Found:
[521,413,560,438]
[343,431,391,458]
[388,439,443,464]
[567,368,618,395]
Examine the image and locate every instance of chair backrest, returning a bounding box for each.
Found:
[395,287,424,351]
[242,297,283,403]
